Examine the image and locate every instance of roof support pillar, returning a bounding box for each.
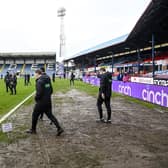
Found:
[152,34,155,78]
[137,48,141,75]
[82,57,85,72]
[111,52,114,74]
[55,53,57,73]
[94,56,97,73]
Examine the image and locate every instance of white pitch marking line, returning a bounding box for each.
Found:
[0,91,35,124]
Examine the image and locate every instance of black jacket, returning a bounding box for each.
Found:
[4,74,10,84]
[9,75,17,87]
[70,73,75,80]
[98,72,112,97]
[35,74,53,105]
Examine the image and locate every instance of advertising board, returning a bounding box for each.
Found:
[83,76,168,107]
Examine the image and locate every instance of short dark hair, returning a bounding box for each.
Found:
[35,69,42,75]
[99,67,106,72]
[40,67,45,72]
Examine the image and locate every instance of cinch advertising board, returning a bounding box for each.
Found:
[83,76,168,107]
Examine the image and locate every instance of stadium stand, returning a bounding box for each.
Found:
[1,64,10,75]
[46,63,55,76]
[16,64,23,73]
[0,52,56,77]
[64,0,168,79]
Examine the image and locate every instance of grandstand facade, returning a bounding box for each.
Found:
[0,52,56,77]
[64,0,168,79]
[63,0,168,107]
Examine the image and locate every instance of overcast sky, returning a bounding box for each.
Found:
[0,0,151,59]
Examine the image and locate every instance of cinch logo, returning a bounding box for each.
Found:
[142,89,168,107]
[118,85,131,96]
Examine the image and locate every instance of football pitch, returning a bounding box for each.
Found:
[0,78,100,119]
[0,79,168,167]
[0,78,35,117]
[0,78,164,120]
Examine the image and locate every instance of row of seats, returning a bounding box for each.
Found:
[0,63,55,76]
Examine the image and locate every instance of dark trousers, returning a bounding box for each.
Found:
[24,79,28,86]
[6,83,9,92]
[97,93,111,120]
[32,103,61,131]
[70,79,74,86]
[10,85,16,94]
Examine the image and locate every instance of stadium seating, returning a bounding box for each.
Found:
[16,64,23,73]
[24,64,35,76]
[0,64,10,75]
[46,63,55,76]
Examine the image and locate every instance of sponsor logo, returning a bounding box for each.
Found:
[131,77,153,84]
[45,83,50,88]
[118,85,131,96]
[142,89,168,107]
[153,79,168,86]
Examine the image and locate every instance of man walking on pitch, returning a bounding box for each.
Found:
[96,68,112,123]
[4,71,10,92]
[70,72,75,86]
[38,67,49,120]
[9,73,17,95]
[27,69,64,136]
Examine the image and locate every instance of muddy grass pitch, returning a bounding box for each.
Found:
[0,89,168,168]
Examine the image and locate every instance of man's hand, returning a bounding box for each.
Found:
[101,93,105,99]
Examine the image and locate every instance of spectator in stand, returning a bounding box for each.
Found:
[123,72,130,82]
[117,72,123,81]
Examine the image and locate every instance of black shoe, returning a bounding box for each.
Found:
[57,128,64,136]
[105,120,112,124]
[26,129,36,134]
[96,118,105,123]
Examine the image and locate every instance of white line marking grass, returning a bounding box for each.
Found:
[0,92,35,124]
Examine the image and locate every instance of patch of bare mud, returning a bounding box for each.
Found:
[0,89,168,168]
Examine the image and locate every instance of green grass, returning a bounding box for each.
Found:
[0,77,166,119]
[74,80,121,98]
[0,124,29,144]
[0,78,167,143]
[0,78,35,143]
[0,78,71,117]
[0,132,10,143]
[74,80,99,97]
[119,93,167,110]
[0,78,98,118]
[52,79,71,93]
[53,79,167,111]
[0,78,35,116]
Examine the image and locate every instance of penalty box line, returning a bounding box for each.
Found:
[0,91,35,124]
